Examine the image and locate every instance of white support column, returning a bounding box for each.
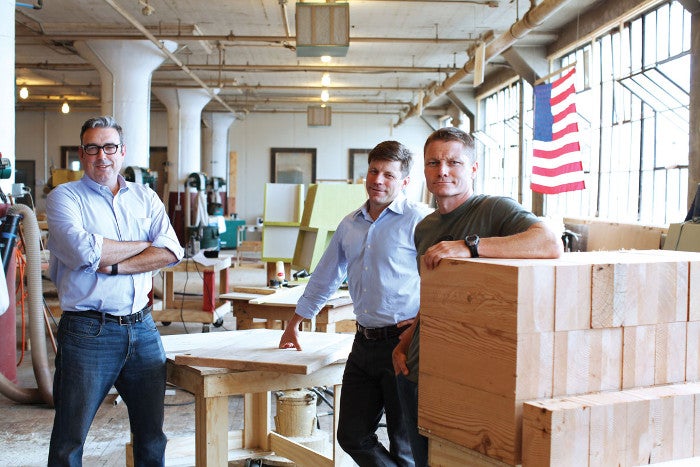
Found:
[202,112,236,180]
[151,87,217,189]
[74,39,177,168]
[0,0,15,191]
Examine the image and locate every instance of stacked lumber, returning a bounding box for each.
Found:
[418,250,700,466]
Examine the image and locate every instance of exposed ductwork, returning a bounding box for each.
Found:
[0,204,53,406]
[395,0,571,126]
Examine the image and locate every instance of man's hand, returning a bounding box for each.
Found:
[278,313,305,351]
[392,340,410,376]
[421,239,470,270]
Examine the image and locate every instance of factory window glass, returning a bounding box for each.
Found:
[549,0,690,225]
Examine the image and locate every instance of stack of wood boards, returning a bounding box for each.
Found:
[418,249,700,466]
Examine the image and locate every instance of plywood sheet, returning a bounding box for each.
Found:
[171,329,353,375]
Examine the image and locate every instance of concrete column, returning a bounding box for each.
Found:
[202,112,236,179]
[74,39,177,168]
[0,0,14,190]
[151,87,217,188]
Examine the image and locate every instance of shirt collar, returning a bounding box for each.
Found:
[81,174,128,195]
[355,191,408,220]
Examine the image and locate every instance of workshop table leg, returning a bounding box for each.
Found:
[244,392,271,451]
[195,393,229,466]
[202,270,215,312]
[219,267,229,295]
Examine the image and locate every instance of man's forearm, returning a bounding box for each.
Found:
[99,238,150,267]
[116,246,177,275]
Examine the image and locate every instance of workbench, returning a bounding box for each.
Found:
[152,256,231,331]
[141,329,354,466]
[221,284,355,332]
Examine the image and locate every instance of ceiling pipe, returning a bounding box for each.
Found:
[394,0,570,126]
[101,0,239,117]
[15,0,42,9]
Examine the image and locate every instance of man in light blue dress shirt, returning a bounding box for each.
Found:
[46,116,184,466]
[279,140,431,466]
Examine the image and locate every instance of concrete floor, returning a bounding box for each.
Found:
[0,256,382,466]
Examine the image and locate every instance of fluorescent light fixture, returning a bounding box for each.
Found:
[320,55,331,63]
[19,87,29,99]
[321,89,330,102]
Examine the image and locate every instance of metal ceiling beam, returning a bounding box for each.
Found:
[546,0,666,58]
[16,62,459,74]
[395,0,571,126]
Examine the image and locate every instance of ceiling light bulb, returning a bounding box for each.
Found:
[321,72,331,87]
[61,102,70,114]
[320,55,331,64]
[321,89,330,102]
[19,87,29,99]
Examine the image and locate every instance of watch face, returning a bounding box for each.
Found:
[466,235,479,246]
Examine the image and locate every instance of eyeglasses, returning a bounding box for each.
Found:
[81,144,121,155]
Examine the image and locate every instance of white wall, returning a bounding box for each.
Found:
[230,112,433,223]
[16,110,434,221]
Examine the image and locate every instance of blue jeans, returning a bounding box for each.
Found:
[396,374,428,467]
[48,312,167,467]
[337,334,414,467]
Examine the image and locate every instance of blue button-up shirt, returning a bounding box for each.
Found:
[46,175,184,316]
[296,193,432,328]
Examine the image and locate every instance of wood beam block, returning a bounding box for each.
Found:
[691,260,700,322]
[575,250,689,328]
[622,325,656,389]
[553,328,623,396]
[521,398,590,467]
[421,314,553,400]
[554,262,591,331]
[418,373,522,465]
[655,322,688,385]
[688,321,700,382]
[420,258,555,334]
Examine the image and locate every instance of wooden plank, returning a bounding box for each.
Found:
[692,260,700,322]
[688,321,700,382]
[173,329,353,375]
[552,327,623,396]
[521,398,590,467]
[522,383,700,467]
[420,258,555,334]
[268,431,333,467]
[554,262,591,331]
[420,314,553,400]
[426,433,515,466]
[622,325,656,389]
[655,322,688,385]
[418,373,522,465]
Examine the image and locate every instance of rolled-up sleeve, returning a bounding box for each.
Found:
[46,185,103,273]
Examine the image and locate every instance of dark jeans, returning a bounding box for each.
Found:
[48,312,167,467]
[396,374,428,467]
[337,333,415,467]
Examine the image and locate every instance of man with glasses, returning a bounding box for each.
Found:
[46,116,184,466]
[392,127,563,466]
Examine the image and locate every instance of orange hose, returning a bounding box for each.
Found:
[15,242,27,366]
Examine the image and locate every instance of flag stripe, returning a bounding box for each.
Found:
[531,66,585,195]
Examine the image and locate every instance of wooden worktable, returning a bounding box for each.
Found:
[222,284,355,332]
[161,329,354,466]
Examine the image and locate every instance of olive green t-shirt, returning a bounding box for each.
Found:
[404,194,540,383]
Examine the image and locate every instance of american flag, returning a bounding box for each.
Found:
[531,67,586,194]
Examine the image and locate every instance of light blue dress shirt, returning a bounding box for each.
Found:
[46,175,184,316]
[296,192,432,328]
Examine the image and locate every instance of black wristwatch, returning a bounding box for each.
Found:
[111,263,119,276]
[465,234,480,258]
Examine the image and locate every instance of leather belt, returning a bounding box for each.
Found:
[356,323,406,340]
[62,305,152,326]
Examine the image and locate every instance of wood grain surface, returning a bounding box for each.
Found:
[171,329,353,375]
